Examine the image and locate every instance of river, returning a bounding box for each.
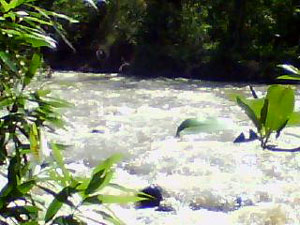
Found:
[45,72,300,225]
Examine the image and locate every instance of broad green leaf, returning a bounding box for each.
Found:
[287,111,300,126]
[265,85,294,133]
[0,51,18,72]
[236,97,264,131]
[260,99,268,125]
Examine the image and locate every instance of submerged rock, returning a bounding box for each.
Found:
[136,185,163,209]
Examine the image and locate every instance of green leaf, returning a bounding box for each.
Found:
[277,75,300,80]
[24,53,41,85]
[52,216,81,225]
[236,97,263,131]
[21,222,39,225]
[44,184,79,222]
[17,179,35,194]
[0,51,18,72]
[36,89,51,97]
[51,143,71,186]
[84,194,145,205]
[44,198,63,222]
[260,99,268,125]
[287,111,300,126]
[0,97,13,109]
[265,85,295,133]
[84,154,123,195]
[92,154,123,176]
[277,64,300,75]
[29,123,41,162]
[85,170,114,195]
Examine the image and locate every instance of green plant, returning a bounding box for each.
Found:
[235,84,300,149]
[277,64,300,81]
[0,1,147,224]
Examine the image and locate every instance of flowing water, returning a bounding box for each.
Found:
[45,72,300,225]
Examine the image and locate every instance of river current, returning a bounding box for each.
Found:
[45,72,300,225]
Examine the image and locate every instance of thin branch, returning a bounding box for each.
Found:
[265,145,300,152]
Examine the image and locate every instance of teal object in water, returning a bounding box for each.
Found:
[175,118,231,137]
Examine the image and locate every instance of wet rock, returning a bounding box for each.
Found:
[136,185,163,209]
[91,129,105,134]
[234,132,246,143]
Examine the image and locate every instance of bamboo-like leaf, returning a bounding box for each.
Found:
[44,198,63,222]
[17,179,35,194]
[29,122,41,162]
[0,51,18,72]
[24,53,41,85]
[277,75,300,80]
[84,154,123,195]
[44,185,78,222]
[50,143,71,186]
[277,64,300,74]
[84,194,145,205]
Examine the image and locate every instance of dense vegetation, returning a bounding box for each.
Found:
[0,1,146,224]
[43,0,299,81]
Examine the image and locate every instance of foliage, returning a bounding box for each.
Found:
[277,64,300,81]
[175,118,233,137]
[0,1,147,224]
[43,0,300,80]
[235,85,300,149]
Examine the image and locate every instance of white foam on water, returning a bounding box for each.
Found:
[44,72,300,224]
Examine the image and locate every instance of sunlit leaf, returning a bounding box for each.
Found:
[236,97,263,131]
[84,154,123,195]
[265,85,294,133]
[17,179,35,194]
[51,142,71,186]
[44,197,63,222]
[277,64,300,74]
[287,111,300,126]
[24,53,41,85]
[84,194,145,205]
[44,184,79,222]
[277,75,300,80]
[29,123,41,162]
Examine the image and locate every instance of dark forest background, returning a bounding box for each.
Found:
[42,0,299,82]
